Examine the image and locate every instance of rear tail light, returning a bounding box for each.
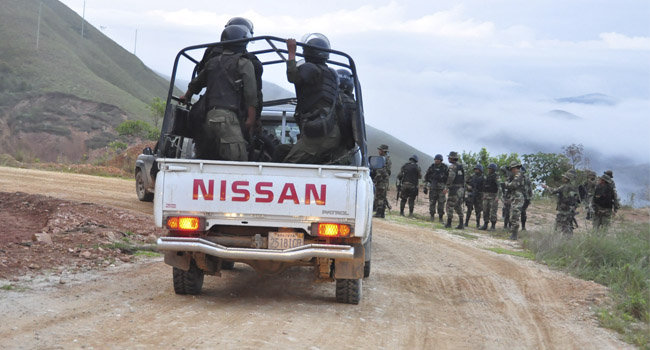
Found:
[166,216,204,234]
[315,223,351,237]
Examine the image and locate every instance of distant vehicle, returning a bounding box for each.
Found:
[142,36,381,304]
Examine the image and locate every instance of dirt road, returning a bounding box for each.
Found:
[0,166,630,349]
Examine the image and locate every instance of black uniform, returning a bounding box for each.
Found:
[465,173,485,228]
[398,160,422,216]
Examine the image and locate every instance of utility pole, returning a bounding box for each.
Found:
[81,0,86,38]
[36,2,42,49]
[133,29,138,55]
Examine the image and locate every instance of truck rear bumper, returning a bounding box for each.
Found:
[156,237,355,262]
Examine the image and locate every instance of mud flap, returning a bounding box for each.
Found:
[164,251,190,271]
[334,244,364,279]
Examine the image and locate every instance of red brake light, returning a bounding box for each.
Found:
[317,223,351,237]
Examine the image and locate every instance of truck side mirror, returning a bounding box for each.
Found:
[368,156,385,170]
[143,147,153,155]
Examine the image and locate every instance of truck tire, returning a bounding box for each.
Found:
[135,170,154,202]
[221,261,235,270]
[173,260,204,295]
[363,260,371,278]
[363,230,372,278]
[335,278,362,304]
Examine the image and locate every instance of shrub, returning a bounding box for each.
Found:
[116,120,158,141]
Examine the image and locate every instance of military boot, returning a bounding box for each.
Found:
[400,201,406,216]
[445,218,452,228]
[439,214,444,223]
[509,228,518,240]
[455,218,464,230]
[490,221,496,231]
[479,220,488,230]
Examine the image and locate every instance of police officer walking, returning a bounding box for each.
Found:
[592,174,619,230]
[372,144,392,218]
[443,151,465,229]
[397,155,421,217]
[543,172,580,236]
[465,164,485,228]
[423,154,448,222]
[480,163,499,231]
[283,34,346,164]
[505,161,526,240]
[520,166,533,231]
[180,25,257,161]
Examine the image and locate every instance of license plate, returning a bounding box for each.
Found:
[268,232,304,250]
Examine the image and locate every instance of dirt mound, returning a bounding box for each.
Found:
[0,191,163,279]
[0,92,128,163]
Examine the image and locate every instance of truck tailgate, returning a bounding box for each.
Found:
[155,159,363,228]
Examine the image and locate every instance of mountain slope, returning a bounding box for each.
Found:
[0,0,169,117]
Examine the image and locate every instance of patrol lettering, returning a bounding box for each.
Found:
[191,179,326,205]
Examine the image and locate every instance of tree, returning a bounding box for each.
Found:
[147,97,166,130]
[521,152,571,186]
[562,143,584,170]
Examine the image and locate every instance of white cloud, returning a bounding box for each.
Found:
[599,32,650,50]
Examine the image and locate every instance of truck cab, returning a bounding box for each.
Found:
[151,36,380,304]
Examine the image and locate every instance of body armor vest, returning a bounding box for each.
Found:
[401,162,420,185]
[295,63,338,115]
[484,173,499,193]
[205,53,244,112]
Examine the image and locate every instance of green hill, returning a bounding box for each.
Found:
[0,0,168,117]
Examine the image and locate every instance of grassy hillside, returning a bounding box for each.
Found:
[0,0,169,118]
[366,126,435,182]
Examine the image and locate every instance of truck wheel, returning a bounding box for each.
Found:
[173,260,204,295]
[221,261,235,270]
[335,278,362,304]
[363,260,371,278]
[135,170,154,202]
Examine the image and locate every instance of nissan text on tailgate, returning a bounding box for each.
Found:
[151,36,383,304]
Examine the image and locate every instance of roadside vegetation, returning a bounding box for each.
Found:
[524,223,650,348]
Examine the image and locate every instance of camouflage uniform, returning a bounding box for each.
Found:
[480,165,500,230]
[465,166,484,228]
[583,170,598,220]
[592,174,619,230]
[372,145,391,218]
[423,155,448,222]
[397,156,421,216]
[548,174,580,236]
[520,169,533,230]
[505,162,526,240]
[501,167,512,229]
[444,152,465,229]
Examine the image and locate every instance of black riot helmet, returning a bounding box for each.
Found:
[434,154,443,161]
[221,25,251,52]
[409,154,419,163]
[474,164,484,172]
[225,17,254,36]
[337,69,353,94]
[488,163,498,171]
[301,33,330,63]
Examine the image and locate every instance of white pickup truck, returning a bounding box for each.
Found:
[151,36,381,304]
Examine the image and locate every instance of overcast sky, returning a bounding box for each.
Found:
[60,0,650,163]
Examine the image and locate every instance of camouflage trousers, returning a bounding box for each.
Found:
[465,194,483,222]
[502,197,512,226]
[592,206,613,230]
[555,207,576,235]
[400,182,418,214]
[509,193,525,234]
[374,183,388,212]
[200,109,248,161]
[283,124,344,164]
[446,186,464,222]
[428,188,446,218]
[481,192,498,223]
